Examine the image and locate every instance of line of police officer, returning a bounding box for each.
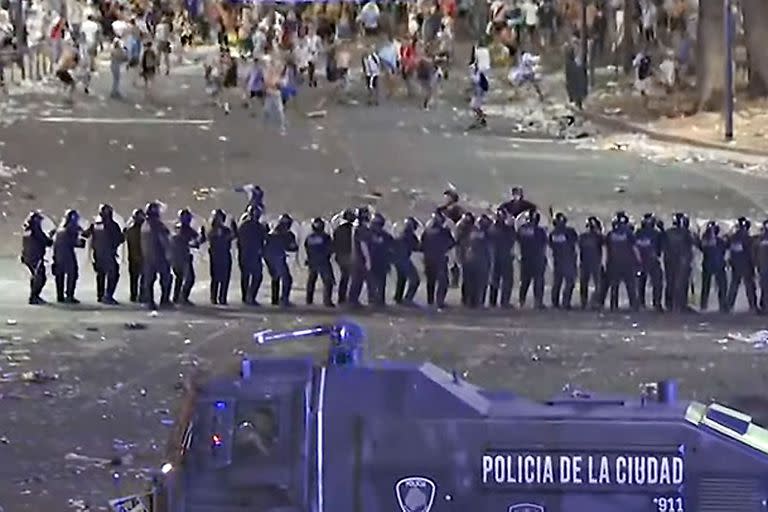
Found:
[19,185,768,313]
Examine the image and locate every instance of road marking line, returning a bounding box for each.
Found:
[475,149,591,161]
[36,116,214,125]
[503,136,558,144]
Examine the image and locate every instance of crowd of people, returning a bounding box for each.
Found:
[19,186,768,315]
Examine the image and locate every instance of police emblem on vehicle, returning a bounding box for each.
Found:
[508,503,545,512]
[395,476,436,512]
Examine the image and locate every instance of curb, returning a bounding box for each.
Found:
[583,110,768,159]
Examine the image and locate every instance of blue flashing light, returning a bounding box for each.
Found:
[215,401,227,410]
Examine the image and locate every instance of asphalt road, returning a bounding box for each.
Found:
[2,48,768,511]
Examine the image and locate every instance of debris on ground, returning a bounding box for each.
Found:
[718,330,768,348]
[482,98,597,139]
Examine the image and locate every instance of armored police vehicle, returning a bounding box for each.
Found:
[139,321,768,512]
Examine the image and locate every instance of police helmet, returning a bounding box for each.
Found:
[527,209,541,224]
[403,216,419,231]
[25,210,43,226]
[672,212,689,229]
[431,210,446,226]
[342,208,356,222]
[311,217,325,232]
[614,210,629,225]
[611,217,621,230]
[211,208,226,224]
[705,220,720,235]
[511,186,524,198]
[478,214,492,230]
[553,212,567,226]
[443,189,459,202]
[99,203,114,218]
[460,211,475,224]
[64,209,80,225]
[371,213,386,229]
[494,208,507,221]
[131,208,146,221]
[145,201,162,219]
[356,206,371,223]
[737,216,751,231]
[278,213,293,228]
[245,203,263,219]
[586,216,602,231]
[178,208,193,224]
[641,212,655,228]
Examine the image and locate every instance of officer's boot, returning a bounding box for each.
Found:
[104,272,119,305]
[210,280,219,305]
[271,279,280,305]
[55,274,65,302]
[323,280,335,308]
[96,271,106,302]
[64,273,79,304]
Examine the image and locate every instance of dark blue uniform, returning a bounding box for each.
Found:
[141,217,173,308]
[635,225,663,310]
[517,221,547,308]
[602,224,639,311]
[549,224,578,309]
[464,225,493,308]
[332,220,354,304]
[393,226,421,304]
[170,224,203,304]
[236,213,268,304]
[265,226,299,306]
[697,229,727,311]
[53,219,86,303]
[725,227,757,311]
[368,228,395,306]
[420,218,455,308]
[84,216,125,304]
[756,231,768,312]
[578,229,603,309]
[348,222,374,306]
[123,212,145,302]
[21,215,53,304]
[305,230,335,306]
[488,219,515,307]
[662,225,695,312]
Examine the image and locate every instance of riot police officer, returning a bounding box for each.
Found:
[436,189,465,288]
[83,204,125,305]
[124,209,145,303]
[488,209,515,308]
[601,212,639,311]
[578,216,603,309]
[348,207,374,306]
[697,221,727,312]
[725,216,757,312]
[236,204,268,305]
[662,213,695,312]
[368,213,394,306]
[304,217,335,307]
[420,211,455,309]
[635,213,663,312]
[52,209,86,304]
[517,209,547,309]
[207,209,235,305]
[21,211,53,304]
[332,208,356,304]
[756,220,768,312]
[170,208,204,305]
[464,214,493,308]
[141,201,173,310]
[455,211,476,305]
[393,216,421,305]
[265,213,299,307]
[549,212,577,309]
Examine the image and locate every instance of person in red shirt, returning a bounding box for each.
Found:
[400,37,418,96]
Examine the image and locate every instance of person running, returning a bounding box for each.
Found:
[243,55,265,116]
[55,43,78,103]
[155,15,172,76]
[468,61,489,129]
[361,44,381,105]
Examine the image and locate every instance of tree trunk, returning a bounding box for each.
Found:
[621,0,635,73]
[695,0,726,111]
[741,0,768,98]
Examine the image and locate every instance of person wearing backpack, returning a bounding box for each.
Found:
[140,40,158,97]
[468,61,488,129]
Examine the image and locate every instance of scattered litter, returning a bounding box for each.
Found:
[20,370,59,383]
[721,330,768,348]
[356,177,367,184]
[124,322,146,330]
[154,166,172,174]
[306,110,327,118]
[333,168,341,174]
[6,319,16,326]
[218,135,228,142]
[125,144,134,150]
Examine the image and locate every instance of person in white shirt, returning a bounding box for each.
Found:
[522,0,539,47]
[80,14,101,71]
[298,28,320,87]
[358,1,380,36]
[155,15,172,75]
